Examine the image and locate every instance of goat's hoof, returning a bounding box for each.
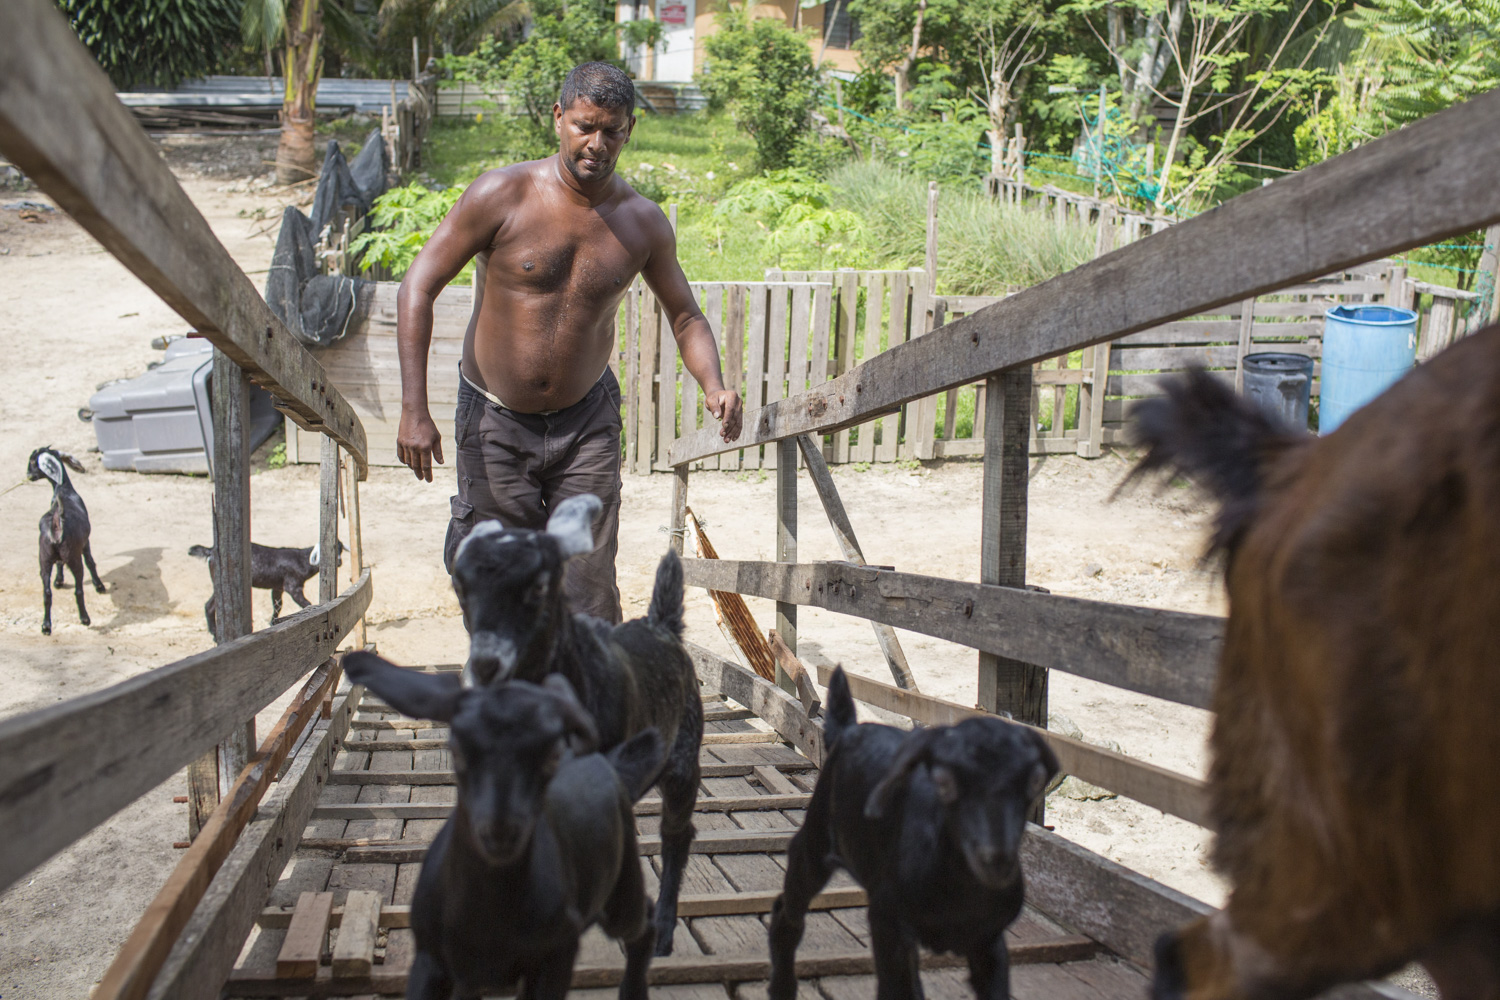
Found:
[94,584,107,594]
[79,615,91,627]
[41,624,51,635]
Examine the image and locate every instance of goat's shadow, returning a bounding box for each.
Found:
[99,547,174,629]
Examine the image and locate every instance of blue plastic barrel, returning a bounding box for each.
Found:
[1319,304,1418,433]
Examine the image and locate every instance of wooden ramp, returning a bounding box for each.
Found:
[216,651,1157,1000]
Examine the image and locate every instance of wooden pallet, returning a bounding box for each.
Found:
[212,654,1161,1000]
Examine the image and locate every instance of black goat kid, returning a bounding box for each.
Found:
[28,447,106,635]
[188,539,343,636]
[449,493,702,956]
[344,652,663,1000]
[769,667,1058,1000]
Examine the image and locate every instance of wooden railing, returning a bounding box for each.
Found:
[0,2,375,996]
[667,87,1500,831]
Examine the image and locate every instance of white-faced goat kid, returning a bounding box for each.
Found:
[28,447,106,635]
[769,667,1058,1000]
[448,493,703,957]
[344,652,664,1000]
[188,539,343,637]
[1128,341,1500,1000]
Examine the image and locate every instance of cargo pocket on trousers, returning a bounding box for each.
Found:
[443,496,475,575]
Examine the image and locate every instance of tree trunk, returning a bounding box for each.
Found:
[894,0,927,112]
[1153,79,1193,214]
[276,0,323,186]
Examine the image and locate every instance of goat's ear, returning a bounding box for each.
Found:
[864,729,940,819]
[1029,727,1060,785]
[543,674,599,753]
[545,494,602,558]
[57,451,87,473]
[344,652,464,722]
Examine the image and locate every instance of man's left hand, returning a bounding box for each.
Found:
[705,389,744,442]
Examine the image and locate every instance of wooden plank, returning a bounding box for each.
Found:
[764,286,790,470]
[815,664,1208,826]
[877,273,909,462]
[1234,298,1257,392]
[96,660,342,1000]
[667,90,1500,467]
[277,891,335,979]
[752,764,799,796]
[635,288,659,475]
[681,561,1220,710]
[147,682,359,1000]
[344,828,796,864]
[656,306,679,472]
[319,439,340,604]
[0,571,372,894]
[1115,345,1241,370]
[905,270,938,461]
[721,284,746,471]
[260,888,867,931]
[687,643,824,765]
[309,792,811,822]
[325,761,813,785]
[339,452,366,650]
[0,0,367,465]
[794,434,917,690]
[775,438,797,666]
[788,285,812,409]
[329,890,380,977]
[225,939,1097,995]
[768,629,823,717]
[853,273,884,463]
[832,271,858,462]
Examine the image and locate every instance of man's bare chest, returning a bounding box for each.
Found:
[488,205,645,297]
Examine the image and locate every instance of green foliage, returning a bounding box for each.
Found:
[698,8,822,171]
[712,170,865,270]
[351,182,470,282]
[898,99,988,182]
[1349,0,1500,128]
[438,0,623,125]
[266,441,287,470]
[60,0,242,89]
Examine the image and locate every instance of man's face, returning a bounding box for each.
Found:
[554,97,634,184]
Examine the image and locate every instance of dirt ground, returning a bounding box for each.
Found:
[0,135,1427,998]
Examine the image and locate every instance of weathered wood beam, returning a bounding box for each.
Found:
[668,87,1500,467]
[0,0,368,467]
[687,642,824,764]
[816,664,1208,827]
[682,560,1221,710]
[307,792,813,821]
[0,571,372,893]
[343,827,797,864]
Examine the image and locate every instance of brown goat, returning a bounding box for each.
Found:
[1129,327,1500,1000]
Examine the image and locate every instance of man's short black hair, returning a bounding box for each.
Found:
[559,62,636,117]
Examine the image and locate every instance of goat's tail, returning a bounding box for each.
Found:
[822,666,858,751]
[1124,368,1306,556]
[188,544,213,561]
[648,548,685,639]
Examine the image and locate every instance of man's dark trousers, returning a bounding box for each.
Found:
[444,370,623,623]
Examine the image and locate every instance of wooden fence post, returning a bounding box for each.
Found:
[319,437,340,603]
[1077,207,1116,458]
[340,452,366,650]
[775,438,798,696]
[188,350,255,840]
[978,366,1045,817]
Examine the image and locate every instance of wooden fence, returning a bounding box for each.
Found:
[0,3,374,997]
[662,86,1500,998]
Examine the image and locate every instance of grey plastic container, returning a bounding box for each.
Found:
[89,339,279,474]
[1241,352,1314,431]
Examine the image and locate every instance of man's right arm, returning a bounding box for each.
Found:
[396,171,509,481]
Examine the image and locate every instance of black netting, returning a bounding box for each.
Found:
[266,131,388,347]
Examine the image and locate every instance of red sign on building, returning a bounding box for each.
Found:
[659,1,688,25]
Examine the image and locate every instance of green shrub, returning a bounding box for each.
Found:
[60,0,242,89]
[351,182,469,282]
[698,9,822,171]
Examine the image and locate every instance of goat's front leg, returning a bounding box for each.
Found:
[70,555,91,626]
[618,914,656,1000]
[406,950,454,1000]
[870,908,925,1000]
[40,560,54,635]
[967,932,1010,1000]
[270,587,283,623]
[769,787,837,1000]
[83,542,106,593]
[519,943,577,1000]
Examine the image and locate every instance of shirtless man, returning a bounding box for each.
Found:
[395,62,742,624]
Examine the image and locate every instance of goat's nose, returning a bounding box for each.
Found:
[464,631,516,688]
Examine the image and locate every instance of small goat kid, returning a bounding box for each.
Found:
[769,667,1057,1000]
[28,447,106,635]
[188,539,343,636]
[1129,337,1500,1000]
[344,652,664,1000]
[449,493,703,957]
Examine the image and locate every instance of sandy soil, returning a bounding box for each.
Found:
[0,135,1422,998]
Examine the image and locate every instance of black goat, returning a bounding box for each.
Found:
[188,539,343,636]
[449,493,702,956]
[28,447,106,635]
[769,667,1058,1000]
[344,652,663,1000]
